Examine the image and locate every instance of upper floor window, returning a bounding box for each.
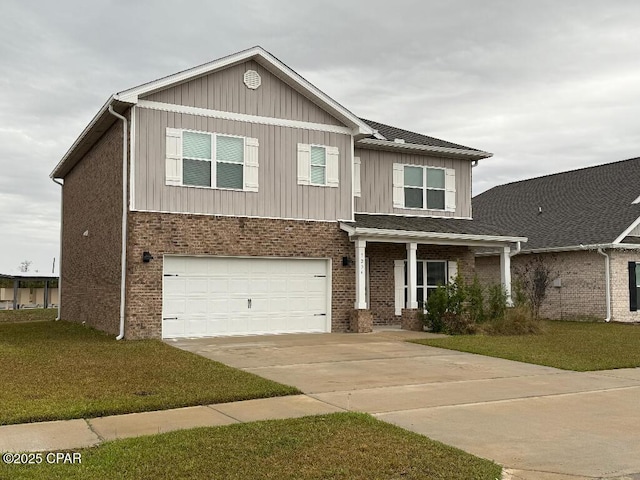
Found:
[393,163,456,212]
[404,166,445,210]
[310,146,327,185]
[297,143,339,188]
[165,128,259,192]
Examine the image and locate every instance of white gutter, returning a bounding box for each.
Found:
[510,241,521,257]
[596,248,612,322]
[52,178,63,321]
[340,224,527,244]
[108,106,128,340]
[477,242,640,256]
[357,138,492,160]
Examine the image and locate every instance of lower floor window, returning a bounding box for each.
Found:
[403,260,447,308]
[629,262,640,311]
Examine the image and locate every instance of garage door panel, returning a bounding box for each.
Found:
[186,278,208,293]
[186,317,208,336]
[163,256,329,338]
[229,278,250,294]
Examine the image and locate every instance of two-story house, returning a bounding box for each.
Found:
[50,47,525,340]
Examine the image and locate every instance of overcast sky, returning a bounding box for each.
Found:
[1,0,639,274]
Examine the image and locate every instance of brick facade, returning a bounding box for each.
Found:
[475,250,608,320]
[60,120,125,334]
[366,242,475,326]
[609,249,640,323]
[125,213,356,339]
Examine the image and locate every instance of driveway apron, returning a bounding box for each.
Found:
[171,330,640,479]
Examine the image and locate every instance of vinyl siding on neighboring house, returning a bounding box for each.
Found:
[141,60,343,126]
[133,107,353,220]
[354,148,472,217]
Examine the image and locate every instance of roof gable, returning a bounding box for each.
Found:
[473,157,640,250]
[138,58,345,127]
[115,46,372,135]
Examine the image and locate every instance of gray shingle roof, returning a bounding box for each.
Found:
[360,119,480,151]
[472,157,640,251]
[349,214,523,238]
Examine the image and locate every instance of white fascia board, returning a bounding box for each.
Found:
[341,225,527,245]
[50,96,115,178]
[479,243,640,256]
[357,138,492,160]
[114,46,373,136]
[137,100,353,135]
[613,215,640,244]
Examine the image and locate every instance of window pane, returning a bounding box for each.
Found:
[183,158,211,187]
[404,188,423,208]
[417,287,424,309]
[426,189,445,209]
[426,261,446,287]
[426,168,445,188]
[311,146,326,166]
[404,166,423,187]
[216,162,243,189]
[417,261,424,286]
[183,131,211,160]
[216,135,244,163]
[311,165,326,185]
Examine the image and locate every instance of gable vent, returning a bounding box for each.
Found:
[243,70,261,90]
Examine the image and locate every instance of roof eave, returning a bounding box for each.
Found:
[356,138,492,160]
[478,243,640,256]
[340,223,526,245]
[50,96,133,179]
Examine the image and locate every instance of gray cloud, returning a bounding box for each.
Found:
[1,0,640,272]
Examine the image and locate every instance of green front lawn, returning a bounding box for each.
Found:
[0,321,299,425]
[0,309,57,323]
[0,413,502,480]
[413,320,640,371]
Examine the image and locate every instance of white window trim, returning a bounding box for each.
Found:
[309,144,328,186]
[298,143,339,188]
[403,165,447,211]
[402,259,448,309]
[180,129,247,191]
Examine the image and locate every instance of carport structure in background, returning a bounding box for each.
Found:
[0,273,59,310]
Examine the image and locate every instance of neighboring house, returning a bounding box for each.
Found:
[474,157,640,322]
[50,46,525,340]
[0,273,59,309]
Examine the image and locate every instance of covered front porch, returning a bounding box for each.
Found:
[340,215,527,332]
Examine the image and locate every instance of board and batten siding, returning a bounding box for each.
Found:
[133,107,352,220]
[354,148,472,218]
[141,60,343,127]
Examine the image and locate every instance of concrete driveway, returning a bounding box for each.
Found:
[170,329,640,479]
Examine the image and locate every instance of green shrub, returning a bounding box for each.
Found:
[447,274,467,317]
[481,306,545,336]
[487,284,507,321]
[467,276,485,323]
[441,312,479,335]
[423,285,448,332]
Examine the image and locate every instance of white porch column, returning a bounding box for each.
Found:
[407,242,418,309]
[500,245,513,306]
[354,239,367,309]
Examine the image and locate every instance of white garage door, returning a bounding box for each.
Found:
[162,256,330,338]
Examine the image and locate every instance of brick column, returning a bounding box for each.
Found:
[350,309,373,333]
[401,308,423,331]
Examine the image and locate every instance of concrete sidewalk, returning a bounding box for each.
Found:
[0,395,343,453]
